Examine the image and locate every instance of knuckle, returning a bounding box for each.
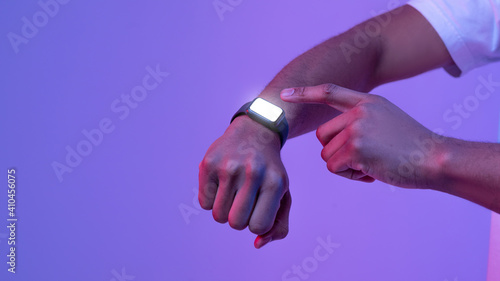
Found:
[199,155,216,170]
[221,160,242,177]
[275,181,287,196]
[348,137,365,156]
[316,127,326,145]
[353,103,371,117]
[198,156,213,170]
[349,137,362,150]
[198,194,213,210]
[294,86,306,97]
[249,222,271,235]
[370,94,387,103]
[326,158,338,173]
[264,172,286,193]
[228,217,247,231]
[349,119,364,134]
[212,210,228,224]
[354,162,368,174]
[365,94,388,108]
[271,172,285,186]
[323,83,339,95]
[199,202,212,211]
[201,203,213,211]
[320,147,330,162]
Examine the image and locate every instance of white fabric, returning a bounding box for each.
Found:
[488,213,500,281]
[408,0,500,77]
[489,117,500,281]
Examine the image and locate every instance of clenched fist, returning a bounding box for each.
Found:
[199,115,292,248]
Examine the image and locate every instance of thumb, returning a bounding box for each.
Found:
[280,83,367,112]
[254,191,292,249]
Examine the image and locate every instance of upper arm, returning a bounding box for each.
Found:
[372,4,455,85]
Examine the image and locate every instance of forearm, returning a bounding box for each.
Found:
[435,138,500,213]
[255,5,451,139]
[229,4,452,141]
[256,27,381,138]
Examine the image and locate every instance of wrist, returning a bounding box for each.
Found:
[229,98,289,149]
[426,135,456,192]
[227,115,282,151]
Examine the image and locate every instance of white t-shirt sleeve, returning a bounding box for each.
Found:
[407,0,500,77]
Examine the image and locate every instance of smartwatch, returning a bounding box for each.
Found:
[230,98,289,148]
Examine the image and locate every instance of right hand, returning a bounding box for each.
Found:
[198,116,292,249]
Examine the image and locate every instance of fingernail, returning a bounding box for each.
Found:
[281,88,295,97]
[256,236,273,249]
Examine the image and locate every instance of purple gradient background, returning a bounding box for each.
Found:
[1,0,498,280]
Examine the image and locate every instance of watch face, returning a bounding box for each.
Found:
[250,98,283,123]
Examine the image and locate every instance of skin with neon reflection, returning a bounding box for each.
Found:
[198,4,500,248]
[281,83,500,207]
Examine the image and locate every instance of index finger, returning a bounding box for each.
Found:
[280,83,368,112]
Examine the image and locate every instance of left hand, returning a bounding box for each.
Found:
[280,83,445,189]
